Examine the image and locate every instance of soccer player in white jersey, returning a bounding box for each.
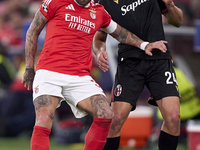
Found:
[22,0,168,149]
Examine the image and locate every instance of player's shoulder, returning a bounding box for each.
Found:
[41,0,66,6]
[43,0,73,5]
[90,0,107,12]
[90,0,104,8]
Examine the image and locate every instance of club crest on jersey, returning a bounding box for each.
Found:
[42,3,48,13]
[114,84,122,96]
[34,85,39,94]
[89,8,96,19]
[113,0,119,4]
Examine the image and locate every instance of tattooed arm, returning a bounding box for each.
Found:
[22,10,48,90]
[109,24,168,55]
[93,24,168,72]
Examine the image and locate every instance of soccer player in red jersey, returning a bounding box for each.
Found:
[22,0,168,149]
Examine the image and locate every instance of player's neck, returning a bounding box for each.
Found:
[74,0,90,7]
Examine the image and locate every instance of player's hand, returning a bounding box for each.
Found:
[96,51,109,72]
[145,40,168,56]
[22,68,35,91]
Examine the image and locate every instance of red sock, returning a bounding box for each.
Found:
[31,125,51,150]
[84,118,112,150]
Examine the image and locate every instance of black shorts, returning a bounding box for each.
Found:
[112,58,180,110]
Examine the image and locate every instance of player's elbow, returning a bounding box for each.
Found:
[174,18,183,27]
[166,12,183,28]
[173,22,182,28]
[168,19,183,28]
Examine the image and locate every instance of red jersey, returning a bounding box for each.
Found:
[37,0,113,76]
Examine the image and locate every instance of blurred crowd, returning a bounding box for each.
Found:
[0,0,199,147]
[0,0,46,137]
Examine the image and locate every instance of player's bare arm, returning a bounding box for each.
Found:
[93,26,168,72]
[93,31,109,72]
[109,24,168,56]
[109,24,143,49]
[22,10,48,90]
[163,0,183,27]
[110,24,167,56]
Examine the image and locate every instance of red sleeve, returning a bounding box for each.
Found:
[101,9,112,28]
[40,0,57,20]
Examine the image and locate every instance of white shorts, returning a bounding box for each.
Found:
[33,69,106,118]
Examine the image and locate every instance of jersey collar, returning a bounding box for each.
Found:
[74,0,91,8]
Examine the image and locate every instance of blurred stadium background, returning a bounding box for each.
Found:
[0,0,200,149]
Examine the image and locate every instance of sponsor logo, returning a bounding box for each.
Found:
[114,84,122,96]
[65,14,96,33]
[66,4,75,11]
[65,14,95,29]
[121,0,149,16]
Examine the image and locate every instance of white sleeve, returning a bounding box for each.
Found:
[101,20,117,34]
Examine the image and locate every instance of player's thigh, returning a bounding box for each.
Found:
[156,96,180,121]
[34,95,61,128]
[147,59,179,102]
[77,94,112,119]
[33,70,64,104]
[33,70,63,127]
[113,59,145,110]
[34,95,61,112]
[111,101,132,124]
[63,75,111,118]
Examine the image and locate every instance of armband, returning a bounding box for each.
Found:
[140,42,149,51]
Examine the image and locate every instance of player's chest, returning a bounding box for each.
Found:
[104,0,154,17]
[53,4,102,34]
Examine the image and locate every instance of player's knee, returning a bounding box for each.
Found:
[104,107,114,119]
[164,112,180,135]
[93,95,113,119]
[94,103,113,119]
[111,112,126,128]
[35,111,54,128]
[171,110,180,121]
[171,112,180,125]
[165,111,180,126]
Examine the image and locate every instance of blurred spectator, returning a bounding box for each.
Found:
[0,54,15,89]
[0,10,24,55]
[0,0,46,138]
[0,53,35,137]
[0,42,16,136]
[0,42,15,89]
[191,0,200,19]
